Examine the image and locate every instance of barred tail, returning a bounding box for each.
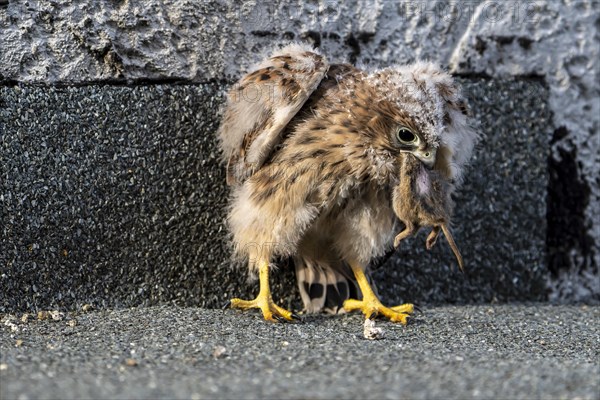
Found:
[294,257,377,314]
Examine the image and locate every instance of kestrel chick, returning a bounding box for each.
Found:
[218,43,477,322]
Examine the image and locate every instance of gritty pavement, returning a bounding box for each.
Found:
[1,304,598,400]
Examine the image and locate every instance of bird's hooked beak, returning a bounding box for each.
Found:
[412,147,437,169]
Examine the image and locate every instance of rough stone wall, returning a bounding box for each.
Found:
[1,0,598,310]
[445,0,599,302]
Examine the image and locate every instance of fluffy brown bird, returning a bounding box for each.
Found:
[218,43,477,322]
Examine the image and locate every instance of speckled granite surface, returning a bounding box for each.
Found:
[1,305,598,400]
[0,77,552,312]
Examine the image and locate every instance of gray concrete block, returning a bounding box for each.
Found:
[0,77,552,313]
[1,84,235,311]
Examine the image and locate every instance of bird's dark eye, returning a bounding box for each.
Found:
[396,127,417,144]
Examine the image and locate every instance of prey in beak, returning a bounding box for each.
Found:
[392,153,464,272]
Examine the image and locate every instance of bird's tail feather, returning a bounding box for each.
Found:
[294,257,377,314]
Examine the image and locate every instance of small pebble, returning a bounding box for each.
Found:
[82,304,94,312]
[15,339,23,347]
[3,317,19,332]
[124,358,138,367]
[50,311,65,321]
[37,311,50,321]
[212,346,228,359]
[67,319,78,327]
[363,318,385,340]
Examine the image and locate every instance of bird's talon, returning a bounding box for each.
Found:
[389,303,414,314]
[229,295,294,323]
[344,298,414,325]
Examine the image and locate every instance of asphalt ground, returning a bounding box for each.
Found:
[1,304,598,400]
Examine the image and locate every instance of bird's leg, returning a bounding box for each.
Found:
[229,259,295,322]
[426,226,441,250]
[343,262,413,324]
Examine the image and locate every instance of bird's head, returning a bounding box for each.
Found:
[367,61,478,187]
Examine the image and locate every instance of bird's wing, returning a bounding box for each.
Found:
[218,43,329,185]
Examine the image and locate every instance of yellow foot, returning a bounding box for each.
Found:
[343,298,414,324]
[343,261,414,324]
[230,296,296,323]
[231,259,298,322]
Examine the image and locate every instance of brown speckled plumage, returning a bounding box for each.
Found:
[218,43,477,320]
